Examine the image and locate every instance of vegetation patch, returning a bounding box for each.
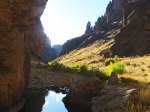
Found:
[106,61,125,76]
[48,61,108,79]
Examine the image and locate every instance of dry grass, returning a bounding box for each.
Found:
[55,37,150,111]
[56,39,114,68]
[138,84,150,105]
[57,43,150,83]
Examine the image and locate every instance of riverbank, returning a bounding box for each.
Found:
[29,63,85,89]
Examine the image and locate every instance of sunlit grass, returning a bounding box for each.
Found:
[106,62,126,76]
[48,61,108,79]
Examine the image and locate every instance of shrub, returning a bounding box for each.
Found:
[48,62,108,78]
[106,62,125,76]
[70,64,81,73]
[88,68,109,79]
[48,61,71,72]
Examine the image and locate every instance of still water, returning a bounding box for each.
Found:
[21,89,68,112]
[42,90,67,112]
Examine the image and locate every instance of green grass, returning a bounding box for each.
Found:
[106,61,125,76]
[48,61,108,79]
[48,61,72,72]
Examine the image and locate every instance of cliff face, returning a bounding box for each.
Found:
[61,0,149,57]
[40,37,57,63]
[52,45,63,57]
[0,0,47,109]
[60,0,127,56]
[105,0,127,23]
[111,0,150,56]
[60,35,87,56]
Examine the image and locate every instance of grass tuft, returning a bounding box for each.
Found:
[106,61,125,76]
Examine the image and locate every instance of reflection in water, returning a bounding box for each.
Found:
[42,91,67,112]
[21,89,68,112]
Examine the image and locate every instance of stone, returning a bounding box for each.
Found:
[63,77,103,112]
[108,72,119,85]
[92,86,139,112]
[0,0,48,109]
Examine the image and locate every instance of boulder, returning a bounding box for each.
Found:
[92,86,139,112]
[63,77,103,112]
[108,72,119,85]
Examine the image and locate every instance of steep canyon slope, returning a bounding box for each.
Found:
[60,0,150,57]
[111,0,150,56]
[0,0,48,110]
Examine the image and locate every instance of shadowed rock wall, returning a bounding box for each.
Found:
[111,0,150,56]
[0,0,48,109]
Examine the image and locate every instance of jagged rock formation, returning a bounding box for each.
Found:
[106,0,127,23]
[85,21,92,34]
[60,0,149,57]
[111,0,150,56]
[60,0,126,56]
[0,0,48,110]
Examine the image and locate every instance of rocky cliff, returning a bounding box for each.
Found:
[0,0,48,110]
[60,0,150,57]
[60,0,126,56]
[111,0,150,56]
[41,37,57,63]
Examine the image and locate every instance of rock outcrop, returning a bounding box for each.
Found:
[60,0,127,56]
[0,0,48,110]
[63,77,103,112]
[111,0,150,56]
[63,78,139,112]
[85,21,92,34]
[92,86,139,112]
[105,0,128,23]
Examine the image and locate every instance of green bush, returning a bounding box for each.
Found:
[48,62,108,78]
[90,68,109,79]
[70,64,81,73]
[48,61,71,72]
[106,62,125,76]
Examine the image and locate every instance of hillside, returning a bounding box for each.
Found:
[60,0,126,56]
[56,0,150,81]
[60,0,150,57]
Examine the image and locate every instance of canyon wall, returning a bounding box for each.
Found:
[60,0,127,56]
[0,0,48,110]
[111,0,150,56]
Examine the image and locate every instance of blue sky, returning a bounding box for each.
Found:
[41,0,111,45]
